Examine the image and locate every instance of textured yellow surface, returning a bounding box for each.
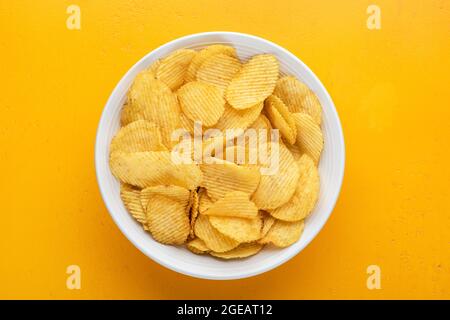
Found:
[0,0,449,299]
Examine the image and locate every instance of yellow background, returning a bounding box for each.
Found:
[1,0,449,299]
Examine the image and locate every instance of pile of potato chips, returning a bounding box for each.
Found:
[109,44,323,259]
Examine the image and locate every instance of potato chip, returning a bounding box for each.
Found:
[185,45,237,83]
[260,219,304,247]
[270,154,319,221]
[110,151,202,189]
[214,102,263,132]
[187,238,209,254]
[265,95,297,144]
[120,102,145,126]
[189,189,199,238]
[128,73,181,148]
[249,114,272,130]
[179,112,195,136]
[198,189,215,214]
[286,143,303,161]
[210,242,263,259]
[203,191,258,219]
[194,214,239,252]
[197,54,241,93]
[110,120,167,155]
[273,76,322,125]
[146,195,190,245]
[156,49,196,90]
[226,54,279,110]
[200,160,260,201]
[120,184,148,229]
[178,81,225,127]
[251,142,300,210]
[292,112,323,164]
[260,211,276,238]
[209,215,262,243]
[140,185,190,213]
[146,59,161,76]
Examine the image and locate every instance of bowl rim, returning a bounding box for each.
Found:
[95,31,345,280]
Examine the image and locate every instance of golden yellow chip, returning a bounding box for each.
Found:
[197,54,241,93]
[156,49,196,90]
[187,238,209,254]
[203,191,258,219]
[226,54,279,110]
[249,114,273,130]
[194,214,239,252]
[260,219,304,247]
[273,76,322,125]
[292,112,323,164]
[210,242,263,259]
[110,151,202,189]
[200,160,261,201]
[140,185,190,213]
[189,189,199,238]
[198,189,215,214]
[214,102,263,132]
[146,59,161,76]
[120,184,148,230]
[178,112,195,136]
[110,120,167,155]
[209,215,262,243]
[270,154,319,221]
[178,81,225,127]
[286,143,303,161]
[128,73,181,148]
[146,195,190,245]
[260,211,276,238]
[185,45,237,83]
[251,142,300,210]
[265,95,297,144]
[120,102,145,126]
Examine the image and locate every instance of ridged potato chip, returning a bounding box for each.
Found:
[156,49,196,90]
[214,102,263,132]
[178,81,225,126]
[146,195,190,245]
[251,142,300,210]
[120,184,147,229]
[270,154,319,221]
[194,214,239,252]
[286,143,303,161]
[260,211,276,238]
[146,59,161,76]
[210,242,263,259]
[265,95,297,144]
[179,112,195,136]
[226,54,279,110]
[209,215,262,243]
[273,76,322,125]
[120,102,145,126]
[203,191,258,219]
[110,151,202,189]
[249,114,272,130]
[260,219,305,247]
[189,189,199,238]
[197,54,241,93]
[185,45,237,82]
[128,73,181,148]
[200,160,261,201]
[187,238,209,254]
[140,185,190,213]
[198,189,214,214]
[292,112,323,164]
[110,120,167,155]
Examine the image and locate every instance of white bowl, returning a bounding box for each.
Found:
[95,32,345,280]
